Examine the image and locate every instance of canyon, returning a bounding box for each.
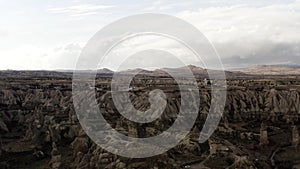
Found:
[0,67,300,169]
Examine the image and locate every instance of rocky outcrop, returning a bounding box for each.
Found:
[0,73,300,168]
[292,126,299,148]
[49,142,62,169]
[225,88,300,124]
[260,122,269,146]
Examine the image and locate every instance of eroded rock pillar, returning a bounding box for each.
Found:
[292,126,299,148]
[260,122,269,146]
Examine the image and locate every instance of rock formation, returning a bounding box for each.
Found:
[0,70,300,168]
[292,126,299,148]
[49,142,62,169]
[260,122,269,146]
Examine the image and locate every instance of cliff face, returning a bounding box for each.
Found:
[0,75,300,169]
[225,88,300,123]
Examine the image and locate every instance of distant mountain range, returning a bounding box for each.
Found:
[1,64,300,78]
[104,64,300,77]
[271,64,300,69]
[112,65,247,78]
[233,65,300,75]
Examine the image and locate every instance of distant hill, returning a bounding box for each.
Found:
[271,64,300,69]
[0,70,72,79]
[3,65,298,79]
[117,65,247,78]
[234,65,300,75]
[97,68,114,75]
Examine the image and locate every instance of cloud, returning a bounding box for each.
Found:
[0,45,52,70]
[47,4,114,17]
[221,42,300,68]
[0,29,8,38]
[143,0,194,11]
[2,0,300,70]
[177,0,300,68]
[101,34,203,71]
[48,43,82,69]
[64,43,81,51]
[0,43,82,70]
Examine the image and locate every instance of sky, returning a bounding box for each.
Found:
[0,0,299,70]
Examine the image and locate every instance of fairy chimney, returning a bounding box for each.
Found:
[292,126,299,148]
[260,122,269,146]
